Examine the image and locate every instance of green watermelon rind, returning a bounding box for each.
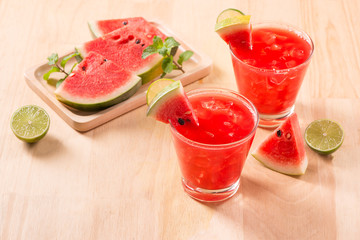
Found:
[54,72,142,112]
[251,150,308,176]
[75,47,164,85]
[146,81,182,119]
[87,21,102,39]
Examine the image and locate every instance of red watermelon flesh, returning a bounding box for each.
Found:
[78,20,166,83]
[55,51,141,111]
[252,113,308,175]
[88,17,149,38]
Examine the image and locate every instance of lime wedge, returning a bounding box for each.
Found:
[304,119,344,155]
[146,78,175,105]
[216,8,245,23]
[10,105,50,143]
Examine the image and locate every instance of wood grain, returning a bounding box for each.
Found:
[1,0,360,239]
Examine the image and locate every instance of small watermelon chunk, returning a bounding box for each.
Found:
[55,51,141,111]
[80,17,167,84]
[147,80,198,127]
[252,113,308,175]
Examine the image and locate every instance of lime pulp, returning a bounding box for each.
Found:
[304,119,344,155]
[10,105,50,143]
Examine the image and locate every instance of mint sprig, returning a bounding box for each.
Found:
[44,52,80,87]
[142,36,193,78]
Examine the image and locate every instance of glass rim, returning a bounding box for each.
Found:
[170,87,259,149]
[229,21,315,72]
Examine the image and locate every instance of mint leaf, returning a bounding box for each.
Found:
[142,45,158,59]
[162,56,173,74]
[158,47,168,57]
[61,52,80,68]
[164,37,180,50]
[56,77,66,88]
[152,36,163,49]
[170,46,179,57]
[43,66,60,80]
[47,53,58,65]
[178,50,194,66]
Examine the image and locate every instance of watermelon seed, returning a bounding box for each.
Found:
[135,39,141,44]
[178,118,185,125]
[276,130,282,137]
[103,59,108,62]
[286,132,291,139]
[123,21,128,25]
[141,44,145,47]
[82,66,86,71]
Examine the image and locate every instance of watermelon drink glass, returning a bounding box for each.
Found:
[170,88,259,202]
[230,23,314,128]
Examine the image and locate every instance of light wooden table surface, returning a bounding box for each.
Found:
[1,0,359,239]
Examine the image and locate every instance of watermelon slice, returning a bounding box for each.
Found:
[147,80,198,127]
[78,17,167,84]
[55,51,141,111]
[215,9,252,48]
[88,17,148,38]
[252,113,308,175]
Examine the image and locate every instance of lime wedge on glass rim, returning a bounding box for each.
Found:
[304,119,344,155]
[10,105,50,143]
[216,8,245,23]
[146,78,175,105]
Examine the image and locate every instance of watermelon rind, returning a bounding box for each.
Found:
[75,46,164,85]
[87,21,102,39]
[147,81,182,118]
[54,69,142,112]
[251,151,308,176]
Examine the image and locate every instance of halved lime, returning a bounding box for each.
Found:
[216,8,245,23]
[146,78,175,105]
[304,119,344,155]
[10,105,50,143]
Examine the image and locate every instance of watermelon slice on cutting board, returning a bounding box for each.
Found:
[55,51,141,111]
[252,113,308,175]
[88,17,149,38]
[78,17,167,84]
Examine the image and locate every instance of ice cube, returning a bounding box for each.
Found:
[285,60,297,68]
[201,99,216,110]
[262,32,276,45]
[243,59,256,66]
[293,49,305,59]
[271,44,282,51]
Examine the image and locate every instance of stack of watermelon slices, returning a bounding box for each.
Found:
[55,17,166,111]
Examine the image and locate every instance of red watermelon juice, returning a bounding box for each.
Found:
[230,23,313,128]
[170,88,258,202]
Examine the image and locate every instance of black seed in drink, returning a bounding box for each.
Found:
[135,39,141,44]
[123,21,128,25]
[276,130,282,137]
[178,118,185,125]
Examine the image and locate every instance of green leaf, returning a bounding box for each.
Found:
[47,53,58,65]
[69,63,78,73]
[56,77,66,88]
[162,56,173,74]
[164,37,180,50]
[170,46,179,57]
[142,45,158,59]
[43,66,60,80]
[178,50,194,65]
[61,52,80,68]
[152,36,163,49]
[158,47,168,57]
